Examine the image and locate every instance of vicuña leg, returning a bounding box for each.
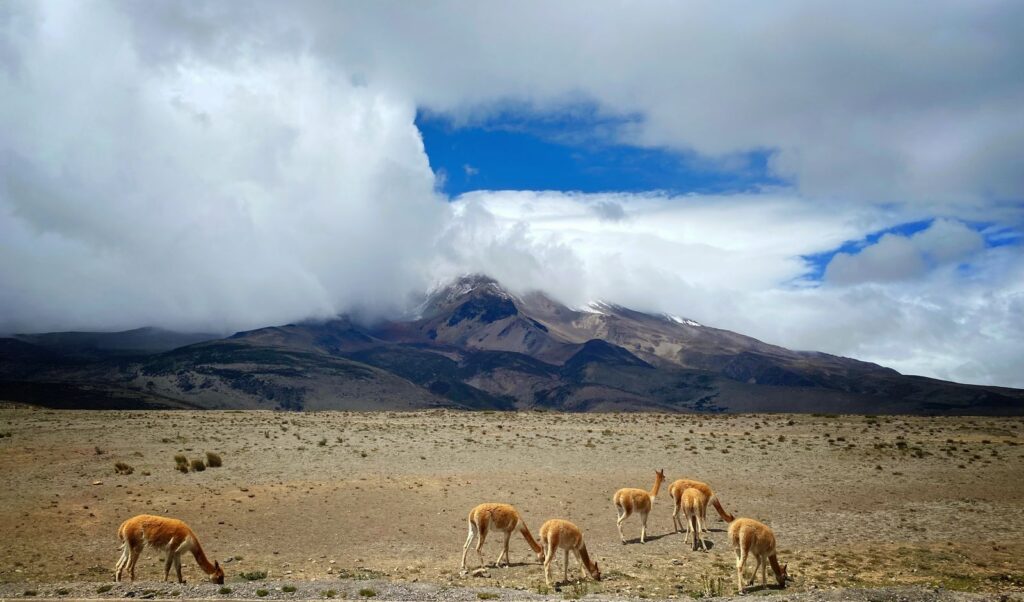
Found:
[695,514,708,551]
[497,530,511,567]
[460,522,477,570]
[115,546,129,582]
[735,548,748,594]
[174,553,184,584]
[640,511,648,543]
[563,549,569,583]
[543,535,557,586]
[474,523,489,567]
[615,505,628,544]
[163,551,175,582]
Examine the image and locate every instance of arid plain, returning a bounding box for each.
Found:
[1,407,1023,599]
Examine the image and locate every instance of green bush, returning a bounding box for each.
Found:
[218,587,232,595]
[256,589,268,597]
[282,585,296,593]
[240,570,267,581]
[321,590,337,599]
[359,589,377,598]
[96,585,113,593]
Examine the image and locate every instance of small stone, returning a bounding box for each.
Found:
[471,568,488,577]
[92,481,103,485]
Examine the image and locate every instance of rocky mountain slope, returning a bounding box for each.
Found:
[1,275,1022,413]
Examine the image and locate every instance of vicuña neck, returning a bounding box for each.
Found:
[191,539,218,575]
[579,545,595,573]
[649,474,664,499]
[519,523,543,554]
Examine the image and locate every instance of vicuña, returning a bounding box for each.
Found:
[682,487,709,551]
[538,519,601,587]
[460,503,544,571]
[728,517,789,594]
[114,514,224,584]
[613,468,665,544]
[669,478,735,532]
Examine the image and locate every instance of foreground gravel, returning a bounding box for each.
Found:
[0,581,1017,602]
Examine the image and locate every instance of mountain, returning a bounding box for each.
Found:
[12,327,219,359]
[1,275,1022,414]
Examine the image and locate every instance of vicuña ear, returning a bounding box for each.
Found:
[215,561,221,569]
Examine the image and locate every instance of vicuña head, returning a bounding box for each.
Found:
[115,514,225,584]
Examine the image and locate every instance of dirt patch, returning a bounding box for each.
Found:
[1,409,1022,600]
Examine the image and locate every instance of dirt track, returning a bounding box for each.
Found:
[1,408,1023,600]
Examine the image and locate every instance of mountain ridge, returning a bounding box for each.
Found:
[1,274,1021,414]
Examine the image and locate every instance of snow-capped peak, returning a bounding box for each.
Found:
[665,314,701,327]
[575,300,617,315]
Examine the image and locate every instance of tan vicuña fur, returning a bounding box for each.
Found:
[728,517,788,594]
[461,503,544,571]
[115,514,224,584]
[538,519,601,587]
[669,478,735,533]
[682,488,709,551]
[612,469,665,543]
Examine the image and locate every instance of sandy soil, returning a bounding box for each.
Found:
[1,408,1023,600]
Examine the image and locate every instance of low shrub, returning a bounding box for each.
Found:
[190,458,206,472]
[205,452,222,467]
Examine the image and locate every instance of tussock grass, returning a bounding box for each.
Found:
[205,451,222,467]
[190,458,206,472]
[114,462,134,475]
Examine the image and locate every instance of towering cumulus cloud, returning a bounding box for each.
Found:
[1,2,446,332]
[1,1,1022,387]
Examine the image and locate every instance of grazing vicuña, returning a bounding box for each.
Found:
[669,478,735,532]
[460,503,544,571]
[538,519,600,587]
[114,514,224,584]
[728,517,788,594]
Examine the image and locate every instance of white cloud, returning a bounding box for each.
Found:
[0,1,447,333]
[438,192,1024,387]
[0,1,1022,389]
[825,219,986,285]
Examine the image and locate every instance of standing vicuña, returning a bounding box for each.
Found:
[115,514,224,584]
[728,517,788,593]
[613,469,665,544]
[682,488,709,551]
[538,519,601,587]
[669,479,734,533]
[461,503,544,571]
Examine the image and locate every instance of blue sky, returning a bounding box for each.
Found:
[417,110,785,197]
[418,108,1017,289]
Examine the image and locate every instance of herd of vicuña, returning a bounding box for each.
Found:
[113,470,787,595]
